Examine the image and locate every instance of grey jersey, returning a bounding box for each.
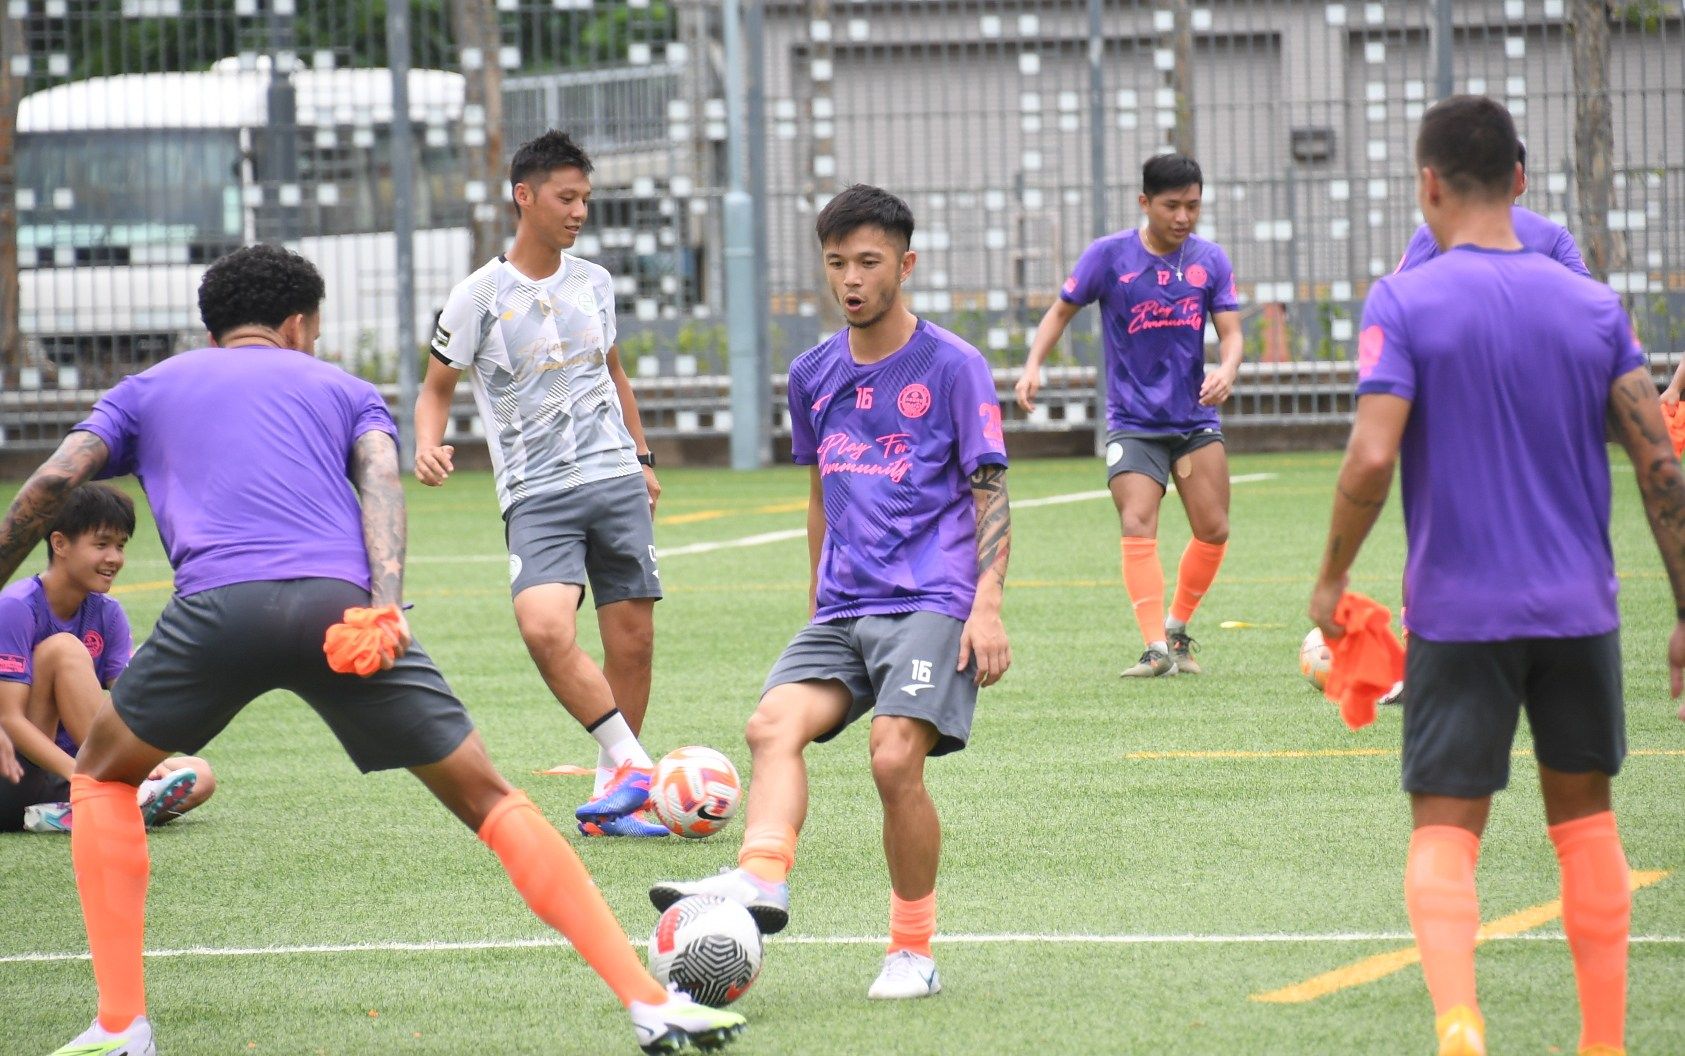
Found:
[432,255,638,512]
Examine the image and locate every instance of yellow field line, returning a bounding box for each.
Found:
[1128,748,1685,761]
[1251,869,1670,1004]
[659,499,809,526]
[109,579,173,596]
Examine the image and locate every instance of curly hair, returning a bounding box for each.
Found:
[198,243,326,340]
[46,484,135,563]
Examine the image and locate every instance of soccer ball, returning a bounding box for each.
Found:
[1300,627,1332,690]
[649,745,742,839]
[648,894,763,1006]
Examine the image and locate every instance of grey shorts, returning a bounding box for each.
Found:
[761,611,977,756]
[0,758,70,831]
[112,579,474,774]
[1105,428,1225,487]
[1401,631,1625,797]
[504,472,662,606]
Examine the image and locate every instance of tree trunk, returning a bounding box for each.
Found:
[1166,0,1196,157]
[1,6,24,383]
[1569,0,1616,281]
[452,0,505,269]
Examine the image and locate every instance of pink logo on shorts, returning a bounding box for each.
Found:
[1156,269,1172,286]
[1357,325,1385,379]
[898,383,932,418]
[82,630,105,659]
[0,654,24,674]
[1185,263,1208,287]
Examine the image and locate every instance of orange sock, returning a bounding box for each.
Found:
[69,774,149,1033]
[1170,538,1227,624]
[1550,811,1630,1052]
[887,890,936,958]
[1120,537,1166,645]
[738,822,797,884]
[478,791,665,1007]
[1404,825,1482,1016]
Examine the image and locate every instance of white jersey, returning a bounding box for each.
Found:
[432,254,639,512]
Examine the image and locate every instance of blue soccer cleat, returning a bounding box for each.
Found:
[575,760,653,824]
[580,812,670,838]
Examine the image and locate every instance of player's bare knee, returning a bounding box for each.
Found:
[1192,520,1229,545]
[1119,513,1158,538]
[33,632,93,674]
[604,621,654,669]
[517,611,578,657]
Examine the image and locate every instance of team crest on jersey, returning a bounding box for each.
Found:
[1185,263,1208,287]
[898,383,932,418]
[82,630,104,659]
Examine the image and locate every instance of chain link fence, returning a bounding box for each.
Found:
[2,1,1682,455]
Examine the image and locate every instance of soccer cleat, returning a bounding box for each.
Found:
[137,767,196,828]
[576,761,653,824]
[580,812,670,838]
[1378,679,1406,707]
[1120,646,1177,679]
[867,950,942,1000]
[1167,631,1202,674]
[650,868,789,935]
[1435,1005,1486,1056]
[628,987,746,1054]
[50,1015,157,1056]
[23,801,72,833]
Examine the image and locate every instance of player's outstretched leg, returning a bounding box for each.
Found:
[1165,442,1230,675]
[865,717,943,1000]
[412,734,745,1052]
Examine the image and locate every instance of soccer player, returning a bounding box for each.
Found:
[650,185,1012,1000]
[1394,140,1590,276]
[416,130,666,837]
[1015,153,1242,677]
[0,484,214,832]
[0,244,744,1055]
[1309,96,1683,1056]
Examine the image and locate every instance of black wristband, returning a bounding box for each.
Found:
[636,451,655,468]
[1676,606,1685,621]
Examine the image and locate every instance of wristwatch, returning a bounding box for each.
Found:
[637,451,656,468]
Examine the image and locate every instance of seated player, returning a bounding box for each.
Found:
[0,484,214,832]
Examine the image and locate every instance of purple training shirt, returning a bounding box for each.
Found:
[788,320,1008,623]
[1060,230,1239,433]
[0,575,133,689]
[1356,246,1644,642]
[74,346,397,597]
[1395,205,1589,277]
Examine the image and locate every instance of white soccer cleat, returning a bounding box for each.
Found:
[136,768,196,827]
[51,1014,157,1055]
[23,801,72,833]
[867,950,942,1000]
[649,868,789,935]
[628,988,746,1054]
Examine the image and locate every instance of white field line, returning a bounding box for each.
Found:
[3,926,1679,965]
[402,473,1279,564]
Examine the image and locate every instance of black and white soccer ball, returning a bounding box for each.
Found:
[648,894,763,1006]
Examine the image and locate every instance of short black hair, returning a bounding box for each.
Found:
[1143,153,1203,198]
[198,244,326,340]
[46,484,135,563]
[509,130,593,197]
[1517,138,1528,171]
[814,184,915,252]
[1416,95,1520,201]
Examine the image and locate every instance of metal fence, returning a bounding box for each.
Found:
[2,1,1683,457]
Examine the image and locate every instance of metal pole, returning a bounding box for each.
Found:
[1087,0,1109,457]
[745,0,773,466]
[1433,0,1455,101]
[388,2,418,457]
[723,0,766,469]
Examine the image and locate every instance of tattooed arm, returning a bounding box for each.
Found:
[348,430,409,627]
[959,462,1012,687]
[1605,366,1685,707]
[1309,393,1411,638]
[0,430,109,584]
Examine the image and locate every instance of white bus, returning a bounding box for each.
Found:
[15,59,470,385]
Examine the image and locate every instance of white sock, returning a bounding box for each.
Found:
[1166,617,1187,637]
[585,708,653,769]
[1148,639,1168,655]
[592,747,615,797]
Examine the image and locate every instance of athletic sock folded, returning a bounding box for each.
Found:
[323,605,408,676]
[1324,592,1405,730]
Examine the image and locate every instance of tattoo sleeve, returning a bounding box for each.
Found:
[348,431,407,607]
[969,463,1012,595]
[0,430,109,583]
[1608,369,1685,606]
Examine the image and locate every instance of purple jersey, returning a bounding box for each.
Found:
[788,320,1008,622]
[0,575,132,688]
[1060,230,1239,433]
[74,347,397,597]
[1395,205,1589,277]
[1356,246,1644,641]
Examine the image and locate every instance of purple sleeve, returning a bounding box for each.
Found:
[351,383,398,443]
[72,381,139,478]
[948,354,1009,477]
[1553,227,1592,278]
[1354,282,1416,401]
[788,366,818,465]
[96,602,133,687]
[0,596,36,684]
[1058,239,1110,307]
[1393,225,1438,274]
[1207,246,1239,314]
[1608,298,1646,381]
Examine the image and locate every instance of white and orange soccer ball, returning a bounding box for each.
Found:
[649,745,742,839]
[1300,627,1333,691]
